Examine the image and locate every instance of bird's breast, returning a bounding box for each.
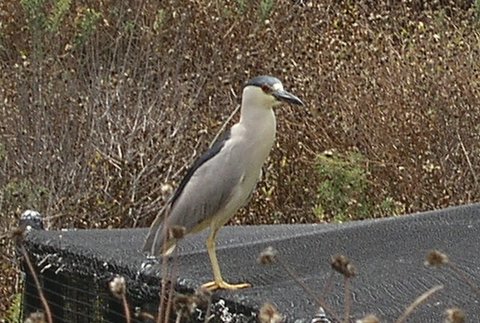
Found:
[210,119,276,227]
[233,122,275,188]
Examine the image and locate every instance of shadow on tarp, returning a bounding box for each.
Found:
[21,203,480,322]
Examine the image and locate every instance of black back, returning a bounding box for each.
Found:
[169,129,231,207]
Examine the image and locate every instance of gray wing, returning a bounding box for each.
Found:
[143,130,245,255]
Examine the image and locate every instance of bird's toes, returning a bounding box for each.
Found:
[201,280,251,291]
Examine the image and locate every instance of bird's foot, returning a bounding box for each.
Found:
[201,280,251,291]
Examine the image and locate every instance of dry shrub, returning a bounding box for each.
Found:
[1,0,479,316]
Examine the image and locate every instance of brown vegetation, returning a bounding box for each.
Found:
[1,0,479,317]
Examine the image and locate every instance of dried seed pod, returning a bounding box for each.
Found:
[258,246,278,265]
[425,250,449,267]
[109,276,126,299]
[331,255,356,278]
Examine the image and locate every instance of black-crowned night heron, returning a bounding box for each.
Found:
[143,75,304,290]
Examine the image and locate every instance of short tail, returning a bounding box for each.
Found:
[143,205,175,256]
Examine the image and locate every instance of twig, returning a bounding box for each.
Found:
[277,258,341,322]
[137,311,155,321]
[203,292,213,323]
[395,285,443,323]
[19,244,53,323]
[164,247,180,322]
[457,131,479,189]
[343,277,351,323]
[121,294,131,323]
[157,231,170,323]
[175,312,182,323]
[157,226,185,322]
[319,271,334,304]
[448,262,480,298]
[209,103,240,148]
[109,276,131,323]
[157,279,167,323]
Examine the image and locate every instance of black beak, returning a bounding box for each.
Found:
[272,89,304,106]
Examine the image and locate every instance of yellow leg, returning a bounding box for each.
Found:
[201,228,251,291]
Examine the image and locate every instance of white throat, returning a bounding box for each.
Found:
[239,86,277,126]
[235,86,277,163]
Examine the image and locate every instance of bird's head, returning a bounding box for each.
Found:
[242,75,304,109]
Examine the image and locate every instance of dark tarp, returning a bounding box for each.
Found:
[23,203,480,322]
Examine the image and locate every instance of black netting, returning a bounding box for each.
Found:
[20,203,480,322]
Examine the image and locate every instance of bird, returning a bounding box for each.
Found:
[143,75,304,290]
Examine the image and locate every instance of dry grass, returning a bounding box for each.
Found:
[1,0,479,316]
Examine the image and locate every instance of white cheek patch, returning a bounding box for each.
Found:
[272,83,284,91]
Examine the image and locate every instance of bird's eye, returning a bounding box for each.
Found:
[261,84,272,93]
